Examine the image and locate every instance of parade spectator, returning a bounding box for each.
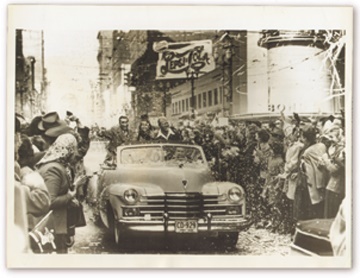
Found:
[181,127,196,145]
[254,129,272,183]
[192,127,204,146]
[18,115,47,169]
[238,123,260,223]
[261,142,285,232]
[155,117,182,143]
[66,111,91,158]
[37,112,73,147]
[239,123,259,188]
[319,123,345,218]
[36,133,88,254]
[17,134,46,170]
[269,126,285,146]
[294,125,328,221]
[252,129,273,227]
[202,129,222,178]
[14,116,51,253]
[279,125,304,234]
[97,115,135,165]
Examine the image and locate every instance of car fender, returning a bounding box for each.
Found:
[202,181,245,196]
[202,181,246,209]
[104,183,164,227]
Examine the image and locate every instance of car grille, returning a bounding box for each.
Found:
[137,193,233,220]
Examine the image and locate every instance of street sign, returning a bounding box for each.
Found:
[155,40,215,80]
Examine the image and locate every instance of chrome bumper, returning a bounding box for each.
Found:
[117,217,252,234]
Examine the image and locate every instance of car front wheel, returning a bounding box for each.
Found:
[217,232,239,249]
[114,221,121,245]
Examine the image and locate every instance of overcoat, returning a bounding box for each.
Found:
[38,162,72,234]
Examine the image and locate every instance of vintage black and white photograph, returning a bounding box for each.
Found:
[6,5,353,268]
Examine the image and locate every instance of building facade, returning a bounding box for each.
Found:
[15,29,48,120]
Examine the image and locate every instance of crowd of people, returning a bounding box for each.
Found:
[14,111,91,254]
[14,109,346,253]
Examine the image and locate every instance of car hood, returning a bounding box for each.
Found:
[102,165,215,193]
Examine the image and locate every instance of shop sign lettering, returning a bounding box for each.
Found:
[155,40,215,79]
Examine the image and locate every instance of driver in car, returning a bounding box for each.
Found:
[169,147,188,163]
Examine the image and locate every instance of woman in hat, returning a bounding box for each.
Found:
[36,133,87,254]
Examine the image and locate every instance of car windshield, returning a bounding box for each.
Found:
[163,146,204,165]
[121,146,164,164]
[120,145,205,165]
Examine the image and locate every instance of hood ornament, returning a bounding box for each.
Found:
[182,179,188,189]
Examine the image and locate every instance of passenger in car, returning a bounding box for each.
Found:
[97,115,135,165]
[155,117,182,143]
[136,114,156,143]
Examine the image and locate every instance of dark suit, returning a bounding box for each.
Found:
[98,126,134,163]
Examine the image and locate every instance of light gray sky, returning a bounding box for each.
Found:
[44,30,99,125]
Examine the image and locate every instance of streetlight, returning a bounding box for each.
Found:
[214,41,233,117]
[186,71,199,119]
[158,81,171,116]
[28,56,36,117]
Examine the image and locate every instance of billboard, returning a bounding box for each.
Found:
[154,40,215,80]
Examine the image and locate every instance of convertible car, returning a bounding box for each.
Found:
[87,143,251,248]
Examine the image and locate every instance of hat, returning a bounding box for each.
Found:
[23,115,43,136]
[140,114,149,121]
[38,112,72,138]
[18,151,46,169]
[301,125,317,143]
[247,123,260,134]
[271,127,284,138]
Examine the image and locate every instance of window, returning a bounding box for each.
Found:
[186,98,189,111]
[182,99,185,112]
[208,90,212,107]
[203,92,207,108]
[214,88,218,105]
[172,103,175,114]
[193,97,196,109]
[198,94,202,109]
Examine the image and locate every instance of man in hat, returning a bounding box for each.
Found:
[97,115,135,165]
[37,112,73,147]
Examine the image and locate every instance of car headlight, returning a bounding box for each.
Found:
[123,189,139,204]
[228,187,242,203]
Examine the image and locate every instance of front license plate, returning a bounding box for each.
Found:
[175,220,198,233]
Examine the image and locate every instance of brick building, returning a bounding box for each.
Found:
[15,29,48,120]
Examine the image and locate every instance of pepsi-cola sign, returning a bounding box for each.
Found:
[155,40,215,79]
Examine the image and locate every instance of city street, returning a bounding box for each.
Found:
[70,204,291,255]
